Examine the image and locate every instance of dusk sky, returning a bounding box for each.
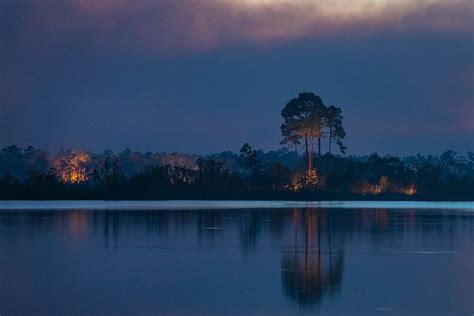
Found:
[1,0,473,155]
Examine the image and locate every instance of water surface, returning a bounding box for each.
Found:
[0,203,472,315]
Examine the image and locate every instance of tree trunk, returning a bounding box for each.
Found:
[318,137,321,156]
[328,126,332,155]
[294,143,298,167]
[305,137,310,174]
[304,137,313,175]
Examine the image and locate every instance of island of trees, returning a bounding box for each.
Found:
[1,92,473,200]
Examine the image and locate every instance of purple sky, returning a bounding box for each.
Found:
[1,0,473,155]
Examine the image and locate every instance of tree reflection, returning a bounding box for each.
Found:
[0,206,471,312]
[281,209,344,307]
[239,209,263,255]
[198,210,224,241]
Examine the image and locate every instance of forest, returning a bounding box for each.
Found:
[1,93,473,200]
[0,145,473,200]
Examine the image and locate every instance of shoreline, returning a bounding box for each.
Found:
[1,200,473,211]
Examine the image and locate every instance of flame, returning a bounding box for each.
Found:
[353,176,417,196]
[286,169,321,192]
[401,185,417,196]
[354,176,388,195]
[54,151,91,183]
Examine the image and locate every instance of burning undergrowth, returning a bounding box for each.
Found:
[285,169,323,192]
[353,176,417,196]
[53,151,91,184]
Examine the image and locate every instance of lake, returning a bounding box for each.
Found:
[0,201,473,315]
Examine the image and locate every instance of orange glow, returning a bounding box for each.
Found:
[353,176,388,195]
[353,176,417,196]
[54,151,91,183]
[375,209,388,229]
[372,176,389,194]
[286,169,321,192]
[67,211,88,239]
[401,185,417,196]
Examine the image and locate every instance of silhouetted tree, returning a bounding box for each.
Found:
[0,174,20,197]
[280,122,301,166]
[25,169,63,196]
[0,145,473,200]
[281,92,327,174]
[196,158,232,188]
[93,157,126,195]
[239,143,259,172]
[129,165,171,197]
[326,105,346,154]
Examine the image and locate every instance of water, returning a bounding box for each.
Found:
[0,201,473,315]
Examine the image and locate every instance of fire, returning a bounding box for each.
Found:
[371,176,389,194]
[54,151,91,183]
[353,176,417,196]
[286,169,321,192]
[354,176,388,195]
[401,185,417,196]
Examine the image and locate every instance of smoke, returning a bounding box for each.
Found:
[28,0,473,54]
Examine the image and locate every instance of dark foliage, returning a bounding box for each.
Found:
[0,146,472,200]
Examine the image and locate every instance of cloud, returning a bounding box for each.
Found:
[27,0,473,54]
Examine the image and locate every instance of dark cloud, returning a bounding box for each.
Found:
[21,0,474,53]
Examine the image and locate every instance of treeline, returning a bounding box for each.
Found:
[0,145,473,200]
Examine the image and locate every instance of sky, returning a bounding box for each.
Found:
[1,0,473,155]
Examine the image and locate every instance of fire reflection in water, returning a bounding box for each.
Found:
[67,211,89,239]
[282,209,344,307]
